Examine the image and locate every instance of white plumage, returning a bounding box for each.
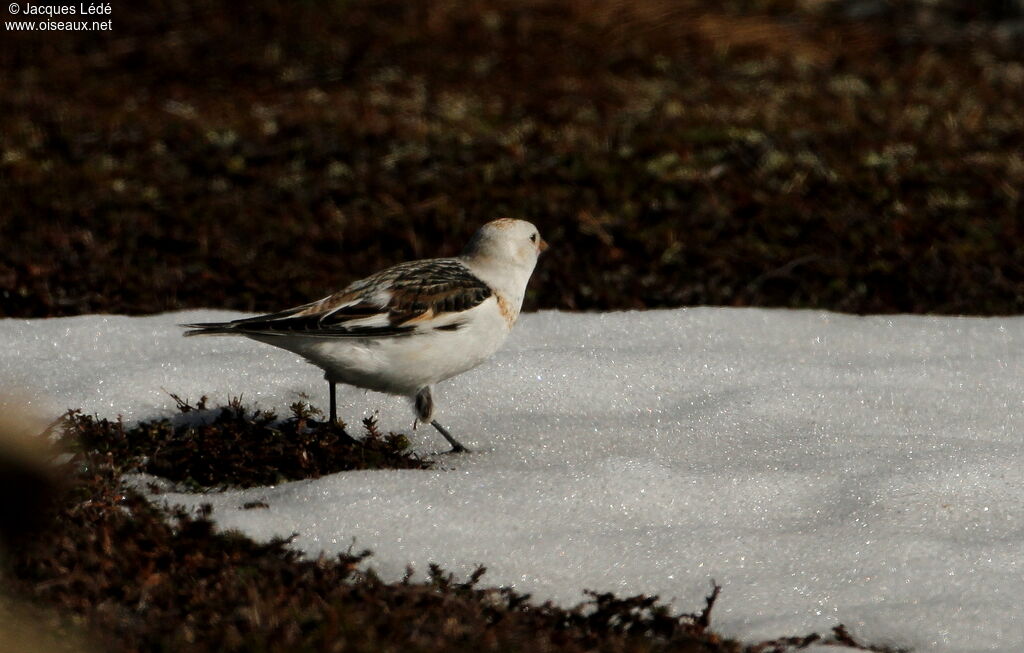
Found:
[183,218,546,452]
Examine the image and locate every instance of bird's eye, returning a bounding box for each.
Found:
[530,233,537,243]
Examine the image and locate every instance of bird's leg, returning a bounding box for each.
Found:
[430,420,469,454]
[414,386,432,422]
[325,380,359,445]
[415,387,469,453]
[329,380,338,425]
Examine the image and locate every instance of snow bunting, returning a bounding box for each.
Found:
[183,218,546,452]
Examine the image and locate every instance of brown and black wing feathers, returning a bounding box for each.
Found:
[183,259,492,338]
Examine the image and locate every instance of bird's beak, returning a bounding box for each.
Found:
[538,239,549,253]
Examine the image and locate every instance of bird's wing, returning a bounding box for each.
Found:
[183,258,493,338]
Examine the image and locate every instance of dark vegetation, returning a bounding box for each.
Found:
[2,0,1019,650]
[3,400,906,652]
[2,0,1023,317]
[68,394,429,489]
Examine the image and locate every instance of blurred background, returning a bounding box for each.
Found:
[2,0,1023,317]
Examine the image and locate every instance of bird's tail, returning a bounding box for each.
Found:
[180,322,241,337]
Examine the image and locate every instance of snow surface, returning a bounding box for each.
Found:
[3,308,1023,652]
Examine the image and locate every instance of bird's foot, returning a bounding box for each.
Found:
[430,420,470,453]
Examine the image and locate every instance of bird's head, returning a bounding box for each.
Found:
[461,218,547,271]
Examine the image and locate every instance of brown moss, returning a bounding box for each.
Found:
[1,0,1022,318]
[63,394,429,489]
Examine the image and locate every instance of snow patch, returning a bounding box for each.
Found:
[3,308,1023,652]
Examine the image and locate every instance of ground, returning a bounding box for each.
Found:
[2,0,1022,651]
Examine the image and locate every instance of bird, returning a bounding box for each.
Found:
[182,218,547,453]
